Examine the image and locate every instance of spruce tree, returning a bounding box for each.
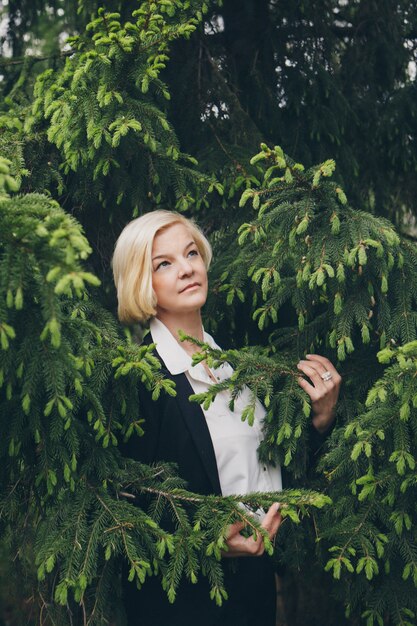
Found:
[0,3,327,624]
[1,1,417,624]
[200,145,417,625]
[0,153,328,623]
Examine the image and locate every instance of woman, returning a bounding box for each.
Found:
[112,210,341,626]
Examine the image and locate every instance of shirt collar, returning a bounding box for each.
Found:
[149,317,217,375]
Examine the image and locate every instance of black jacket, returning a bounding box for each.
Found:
[121,334,277,626]
[124,335,221,496]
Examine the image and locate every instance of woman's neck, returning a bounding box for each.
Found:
[156,310,204,355]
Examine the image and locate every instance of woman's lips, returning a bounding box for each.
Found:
[180,283,200,293]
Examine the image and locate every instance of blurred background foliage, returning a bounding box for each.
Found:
[2,0,417,238]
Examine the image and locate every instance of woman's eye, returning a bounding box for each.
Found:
[188,249,198,257]
[156,260,170,270]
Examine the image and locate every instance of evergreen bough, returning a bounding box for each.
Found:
[199,145,417,625]
[1,1,417,623]
[0,158,328,624]
[24,2,221,218]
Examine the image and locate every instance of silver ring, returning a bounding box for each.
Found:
[321,371,332,382]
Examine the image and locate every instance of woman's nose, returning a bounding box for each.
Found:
[178,258,193,277]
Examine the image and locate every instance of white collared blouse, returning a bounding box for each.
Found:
[150,318,282,498]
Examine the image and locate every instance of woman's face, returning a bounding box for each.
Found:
[151,222,208,318]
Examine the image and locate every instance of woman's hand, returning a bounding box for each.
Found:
[222,503,282,558]
[297,354,341,434]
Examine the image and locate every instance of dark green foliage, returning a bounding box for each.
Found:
[319,341,417,625]
[166,0,417,228]
[1,1,417,624]
[216,144,417,352]
[27,4,215,214]
[3,0,417,234]
[0,1,223,301]
[0,158,327,624]
[201,147,417,480]
[192,148,417,624]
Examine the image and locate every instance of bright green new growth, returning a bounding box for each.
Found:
[25,2,219,217]
[319,339,417,624]
[202,146,417,479]
[198,145,417,624]
[0,159,328,623]
[231,144,414,354]
[1,1,417,623]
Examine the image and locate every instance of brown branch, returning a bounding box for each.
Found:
[0,50,74,68]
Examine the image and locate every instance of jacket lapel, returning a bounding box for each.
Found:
[171,372,222,495]
[143,332,222,495]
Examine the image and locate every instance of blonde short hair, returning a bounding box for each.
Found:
[112,210,212,323]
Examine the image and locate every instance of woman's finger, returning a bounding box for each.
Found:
[299,359,328,377]
[226,520,246,539]
[305,355,341,383]
[224,504,281,557]
[267,512,282,540]
[297,361,327,391]
[224,531,264,557]
[305,354,337,372]
[261,503,282,539]
[261,503,281,526]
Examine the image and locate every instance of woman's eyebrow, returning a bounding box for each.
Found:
[152,241,195,262]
